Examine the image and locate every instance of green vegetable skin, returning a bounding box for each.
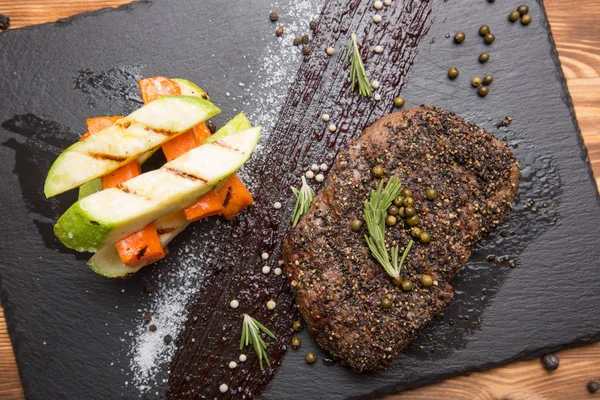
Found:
[44,95,221,198]
[87,112,252,277]
[55,126,261,252]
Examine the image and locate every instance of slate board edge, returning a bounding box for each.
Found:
[537,0,599,199]
[0,0,599,398]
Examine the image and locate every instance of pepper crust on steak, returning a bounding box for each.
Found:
[283,105,520,372]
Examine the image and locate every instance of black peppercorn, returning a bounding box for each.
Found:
[509,10,520,22]
[587,381,599,394]
[163,334,173,344]
[479,25,490,37]
[479,52,490,63]
[517,5,529,16]
[301,34,310,44]
[309,20,318,31]
[0,14,10,30]
[269,12,279,22]
[143,284,153,293]
[302,46,311,56]
[541,354,560,371]
[478,86,489,97]
[149,324,157,332]
[275,26,284,37]
[143,313,152,324]
[293,37,301,46]
[206,121,217,133]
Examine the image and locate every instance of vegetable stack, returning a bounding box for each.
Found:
[45,77,260,277]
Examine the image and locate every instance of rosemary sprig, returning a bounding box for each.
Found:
[345,33,372,97]
[363,177,414,279]
[291,176,315,227]
[239,314,276,369]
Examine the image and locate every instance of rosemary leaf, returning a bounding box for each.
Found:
[291,176,315,227]
[345,33,372,97]
[240,314,276,369]
[363,177,413,279]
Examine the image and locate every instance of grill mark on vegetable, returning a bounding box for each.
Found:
[162,166,207,182]
[87,152,127,162]
[213,140,242,153]
[89,220,99,226]
[157,227,176,235]
[222,187,232,207]
[137,245,148,260]
[148,127,177,136]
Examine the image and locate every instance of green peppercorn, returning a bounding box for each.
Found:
[394,96,405,108]
[403,197,415,208]
[471,76,482,88]
[393,196,404,207]
[509,10,520,22]
[420,231,431,243]
[517,5,529,16]
[405,206,417,218]
[305,352,317,364]
[410,227,422,238]
[479,52,490,63]
[426,187,438,200]
[484,33,495,45]
[521,14,532,25]
[454,31,466,44]
[478,85,489,97]
[400,188,413,198]
[401,280,414,291]
[380,298,392,309]
[292,320,303,332]
[291,336,301,349]
[385,215,397,227]
[406,215,420,227]
[397,207,406,218]
[421,274,433,287]
[392,277,403,287]
[387,205,399,216]
[351,219,362,232]
[479,25,490,37]
[372,165,384,178]
[448,67,459,80]
[483,74,493,86]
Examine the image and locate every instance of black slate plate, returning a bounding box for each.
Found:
[1,0,599,399]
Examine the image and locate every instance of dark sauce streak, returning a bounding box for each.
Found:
[167,1,433,399]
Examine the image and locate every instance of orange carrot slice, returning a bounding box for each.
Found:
[216,175,255,220]
[85,116,166,267]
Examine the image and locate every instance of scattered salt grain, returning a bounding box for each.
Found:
[262,265,271,274]
[273,201,282,209]
[229,361,238,369]
[278,259,285,266]
[219,383,229,393]
[239,354,247,362]
[373,15,382,23]
[315,174,325,183]
[305,170,315,179]
[230,299,239,309]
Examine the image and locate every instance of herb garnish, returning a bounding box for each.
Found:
[345,33,372,97]
[291,176,315,227]
[363,176,414,279]
[240,314,276,369]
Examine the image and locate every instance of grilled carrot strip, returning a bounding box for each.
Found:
[216,175,255,220]
[84,116,166,268]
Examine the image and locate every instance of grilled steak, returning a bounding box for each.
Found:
[283,105,520,372]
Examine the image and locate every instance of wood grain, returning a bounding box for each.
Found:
[0,1,598,399]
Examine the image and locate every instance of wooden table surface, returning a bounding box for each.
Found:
[0,1,599,399]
